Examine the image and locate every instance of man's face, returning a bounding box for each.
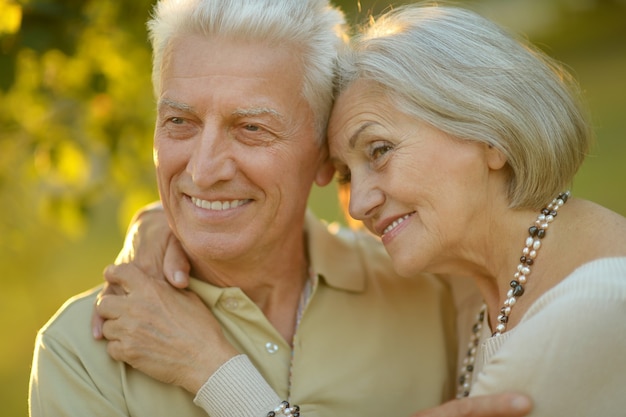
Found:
[154,34,331,269]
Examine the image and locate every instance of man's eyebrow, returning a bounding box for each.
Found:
[349,122,376,149]
[158,98,194,112]
[232,107,284,121]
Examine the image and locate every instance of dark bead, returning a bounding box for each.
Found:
[466,365,474,372]
[281,401,290,407]
[459,375,466,384]
[513,285,525,297]
[526,258,533,265]
[472,323,481,333]
[498,315,508,323]
[528,226,538,237]
[560,193,568,203]
[463,391,470,397]
[478,311,485,321]
[542,208,550,215]
[473,338,480,346]
[510,280,519,288]
[293,413,300,417]
[267,412,276,417]
[550,210,558,217]
[500,307,507,314]
[520,256,527,263]
[537,229,546,238]
[292,406,300,412]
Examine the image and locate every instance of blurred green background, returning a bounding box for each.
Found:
[1,0,624,415]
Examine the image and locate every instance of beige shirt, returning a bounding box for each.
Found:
[471,257,626,416]
[30,212,457,417]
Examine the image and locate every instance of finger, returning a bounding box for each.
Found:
[411,393,532,417]
[92,279,128,339]
[164,234,191,289]
[103,263,147,292]
[95,293,128,320]
[91,303,105,339]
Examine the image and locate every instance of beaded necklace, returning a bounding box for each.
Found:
[456,191,570,398]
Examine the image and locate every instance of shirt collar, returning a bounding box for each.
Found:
[187,210,369,305]
[304,210,367,293]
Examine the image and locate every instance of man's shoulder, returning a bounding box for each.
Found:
[37,285,103,342]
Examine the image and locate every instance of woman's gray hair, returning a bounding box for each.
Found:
[336,4,593,209]
[148,0,346,144]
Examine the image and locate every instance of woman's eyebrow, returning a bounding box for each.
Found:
[349,122,376,149]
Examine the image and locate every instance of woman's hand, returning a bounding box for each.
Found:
[92,203,191,338]
[96,263,239,394]
[410,393,532,417]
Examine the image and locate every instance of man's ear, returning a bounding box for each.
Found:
[486,144,508,171]
[315,158,335,186]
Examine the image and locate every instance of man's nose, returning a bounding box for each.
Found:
[187,126,237,187]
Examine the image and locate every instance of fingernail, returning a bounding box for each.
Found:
[174,270,186,284]
[511,395,531,410]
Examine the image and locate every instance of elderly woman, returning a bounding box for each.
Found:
[328,4,626,416]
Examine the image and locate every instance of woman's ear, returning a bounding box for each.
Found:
[486,144,508,171]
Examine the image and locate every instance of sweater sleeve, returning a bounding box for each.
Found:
[193,355,282,417]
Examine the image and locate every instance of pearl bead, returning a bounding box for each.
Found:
[519,275,527,284]
[521,266,531,275]
[533,240,541,250]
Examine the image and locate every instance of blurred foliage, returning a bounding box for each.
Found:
[0,0,157,252]
[1,0,625,416]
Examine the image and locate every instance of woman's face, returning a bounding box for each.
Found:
[328,79,500,276]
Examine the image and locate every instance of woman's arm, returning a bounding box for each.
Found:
[91,203,283,417]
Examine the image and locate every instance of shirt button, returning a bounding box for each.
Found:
[221,297,239,311]
[265,342,279,354]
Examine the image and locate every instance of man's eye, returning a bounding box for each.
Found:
[244,124,259,132]
[170,117,185,125]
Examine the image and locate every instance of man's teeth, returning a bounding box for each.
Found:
[383,214,411,235]
[191,197,246,211]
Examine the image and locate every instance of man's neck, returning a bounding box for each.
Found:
[190,234,311,343]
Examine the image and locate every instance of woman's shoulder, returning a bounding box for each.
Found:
[531,256,626,309]
[564,198,626,255]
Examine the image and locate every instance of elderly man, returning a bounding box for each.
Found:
[29,1,530,416]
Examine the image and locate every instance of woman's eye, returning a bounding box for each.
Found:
[370,143,393,160]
